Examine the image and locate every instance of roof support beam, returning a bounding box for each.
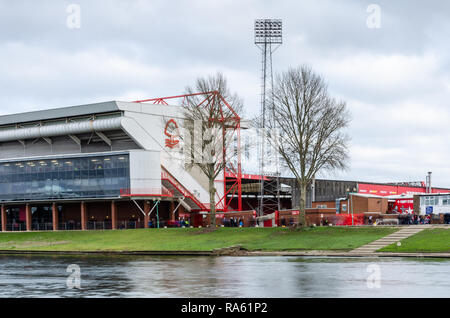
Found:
[178,197,192,212]
[96,131,112,147]
[172,199,184,215]
[42,137,52,145]
[69,134,81,146]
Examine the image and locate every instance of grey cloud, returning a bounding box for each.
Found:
[0,0,449,186]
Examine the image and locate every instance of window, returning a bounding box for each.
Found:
[443,195,450,206]
[0,154,130,202]
[422,195,439,206]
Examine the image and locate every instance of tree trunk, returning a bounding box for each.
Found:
[298,182,307,228]
[209,177,216,228]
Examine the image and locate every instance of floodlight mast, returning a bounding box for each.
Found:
[254,19,282,217]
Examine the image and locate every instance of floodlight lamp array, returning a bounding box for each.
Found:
[254,19,282,44]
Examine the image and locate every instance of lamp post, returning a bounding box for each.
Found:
[152,200,161,229]
[346,188,350,215]
[346,188,357,226]
[156,200,160,229]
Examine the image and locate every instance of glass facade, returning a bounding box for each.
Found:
[0,154,130,202]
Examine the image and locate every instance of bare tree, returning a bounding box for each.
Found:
[267,65,350,227]
[182,73,243,228]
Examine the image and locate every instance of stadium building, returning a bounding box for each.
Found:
[0,93,243,231]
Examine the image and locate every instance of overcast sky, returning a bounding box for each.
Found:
[0,0,449,186]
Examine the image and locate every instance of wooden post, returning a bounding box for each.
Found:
[52,202,58,231]
[26,204,32,231]
[81,201,87,230]
[144,201,150,228]
[1,205,6,232]
[170,200,176,221]
[111,201,117,230]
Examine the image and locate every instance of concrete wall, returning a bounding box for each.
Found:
[129,150,161,192]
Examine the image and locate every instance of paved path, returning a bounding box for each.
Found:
[349,225,429,254]
[246,250,450,258]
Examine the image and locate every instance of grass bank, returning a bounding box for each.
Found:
[379,228,450,253]
[0,227,397,252]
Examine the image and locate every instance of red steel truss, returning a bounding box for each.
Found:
[133,91,242,212]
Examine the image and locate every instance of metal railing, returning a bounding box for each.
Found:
[58,222,82,230]
[31,222,54,231]
[161,167,206,210]
[5,223,26,231]
[86,221,112,230]
[116,220,144,229]
[120,187,173,197]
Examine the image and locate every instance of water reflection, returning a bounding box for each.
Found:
[0,255,448,297]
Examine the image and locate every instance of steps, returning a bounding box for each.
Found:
[349,225,428,254]
[161,166,206,211]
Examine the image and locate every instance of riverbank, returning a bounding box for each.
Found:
[379,228,450,253]
[0,227,397,252]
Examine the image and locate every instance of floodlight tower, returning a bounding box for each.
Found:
[254,19,282,216]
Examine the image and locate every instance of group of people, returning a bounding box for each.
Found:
[414,214,431,224]
[372,213,433,225]
[223,217,244,227]
[148,217,190,228]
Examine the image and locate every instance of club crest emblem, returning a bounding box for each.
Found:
[164,119,180,148]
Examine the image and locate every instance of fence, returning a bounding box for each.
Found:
[5,223,26,231]
[59,222,82,230]
[31,222,54,231]
[199,211,257,228]
[276,210,366,226]
[117,220,144,229]
[86,221,113,230]
[324,213,365,226]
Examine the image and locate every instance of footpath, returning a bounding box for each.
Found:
[248,225,450,258]
[349,225,428,254]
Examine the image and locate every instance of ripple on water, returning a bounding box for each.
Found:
[0,255,448,297]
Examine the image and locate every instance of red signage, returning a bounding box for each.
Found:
[392,199,414,214]
[164,119,179,148]
[358,183,450,196]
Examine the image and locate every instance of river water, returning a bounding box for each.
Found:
[0,255,448,297]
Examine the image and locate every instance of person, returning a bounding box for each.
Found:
[368,215,373,225]
[239,218,243,227]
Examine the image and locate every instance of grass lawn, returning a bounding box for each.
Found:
[0,227,397,252]
[379,228,450,253]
